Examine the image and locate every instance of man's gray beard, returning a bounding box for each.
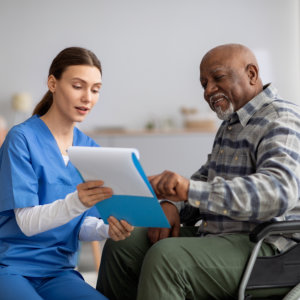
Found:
[215,101,234,121]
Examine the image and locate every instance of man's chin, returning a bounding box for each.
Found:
[217,113,233,121]
[215,107,234,121]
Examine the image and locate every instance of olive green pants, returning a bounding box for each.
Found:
[96,227,286,300]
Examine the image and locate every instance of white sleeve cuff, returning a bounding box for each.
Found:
[79,216,110,241]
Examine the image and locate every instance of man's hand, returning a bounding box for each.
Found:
[148,202,180,244]
[148,170,189,202]
[77,180,113,207]
[108,216,134,241]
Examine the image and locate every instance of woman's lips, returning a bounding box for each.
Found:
[75,106,89,115]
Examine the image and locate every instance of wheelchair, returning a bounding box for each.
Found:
[239,221,300,300]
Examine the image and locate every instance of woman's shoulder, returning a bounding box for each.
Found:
[73,127,99,147]
[6,115,40,140]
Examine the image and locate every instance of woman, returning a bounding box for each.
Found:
[0,47,133,299]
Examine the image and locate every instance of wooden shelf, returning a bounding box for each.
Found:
[86,127,216,137]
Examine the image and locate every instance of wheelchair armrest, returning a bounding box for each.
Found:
[249,220,300,243]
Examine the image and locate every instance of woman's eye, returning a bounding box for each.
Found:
[73,85,82,89]
[92,89,100,94]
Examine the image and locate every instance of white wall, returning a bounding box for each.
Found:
[0,0,299,130]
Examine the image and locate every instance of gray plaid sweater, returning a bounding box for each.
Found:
[179,84,300,251]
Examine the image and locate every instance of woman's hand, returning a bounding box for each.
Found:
[77,180,113,207]
[108,216,134,241]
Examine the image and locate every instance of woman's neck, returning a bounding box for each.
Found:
[41,110,75,155]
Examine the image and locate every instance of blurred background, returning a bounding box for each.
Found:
[0,0,299,131]
[1,0,299,286]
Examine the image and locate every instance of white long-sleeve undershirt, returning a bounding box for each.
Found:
[14,191,110,241]
[79,216,109,241]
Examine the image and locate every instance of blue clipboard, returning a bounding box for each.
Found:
[68,146,170,228]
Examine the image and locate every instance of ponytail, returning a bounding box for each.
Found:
[32,91,53,116]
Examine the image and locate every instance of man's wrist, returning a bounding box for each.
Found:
[159,199,185,213]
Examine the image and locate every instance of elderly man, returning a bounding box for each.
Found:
[97,44,300,299]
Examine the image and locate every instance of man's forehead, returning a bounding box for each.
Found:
[200,61,230,77]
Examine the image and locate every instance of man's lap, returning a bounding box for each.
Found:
[137,230,274,299]
[98,227,279,299]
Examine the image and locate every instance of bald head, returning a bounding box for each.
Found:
[200,43,263,119]
[201,44,260,73]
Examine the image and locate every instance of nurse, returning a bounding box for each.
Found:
[0,47,134,300]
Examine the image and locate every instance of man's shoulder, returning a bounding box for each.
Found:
[245,97,300,134]
[271,98,300,110]
[257,97,300,120]
[269,98,300,119]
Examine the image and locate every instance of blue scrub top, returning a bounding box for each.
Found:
[0,115,100,277]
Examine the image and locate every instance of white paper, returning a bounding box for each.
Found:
[68,146,153,197]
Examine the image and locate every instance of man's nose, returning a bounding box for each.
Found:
[205,81,218,98]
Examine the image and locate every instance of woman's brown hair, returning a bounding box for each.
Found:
[32,47,102,116]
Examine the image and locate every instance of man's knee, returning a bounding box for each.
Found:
[141,238,181,274]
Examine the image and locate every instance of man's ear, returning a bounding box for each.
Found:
[246,64,259,85]
[47,75,57,92]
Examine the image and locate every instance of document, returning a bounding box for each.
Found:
[68,146,170,228]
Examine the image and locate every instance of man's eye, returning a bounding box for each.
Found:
[215,75,225,81]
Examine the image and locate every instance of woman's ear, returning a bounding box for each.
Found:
[47,75,57,92]
[246,64,259,85]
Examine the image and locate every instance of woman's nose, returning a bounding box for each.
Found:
[82,89,92,103]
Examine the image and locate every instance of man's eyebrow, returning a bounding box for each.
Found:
[210,67,225,74]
